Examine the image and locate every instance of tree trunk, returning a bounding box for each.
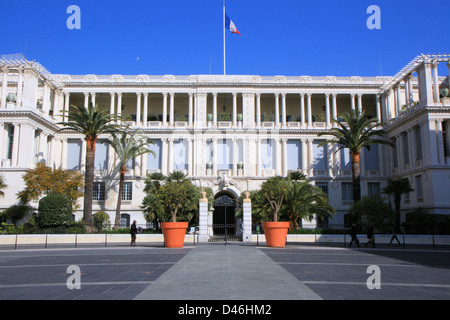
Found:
[83,137,97,230]
[114,166,126,229]
[351,152,361,203]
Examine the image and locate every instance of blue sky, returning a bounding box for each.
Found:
[1,0,449,76]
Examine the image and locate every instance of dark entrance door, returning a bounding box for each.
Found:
[211,194,240,242]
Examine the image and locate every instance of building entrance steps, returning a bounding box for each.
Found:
[134,244,322,300]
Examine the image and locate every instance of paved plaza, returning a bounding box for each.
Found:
[0,243,449,300]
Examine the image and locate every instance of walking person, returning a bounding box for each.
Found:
[130,220,138,247]
[365,222,375,248]
[348,223,360,247]
[389,224,401,246]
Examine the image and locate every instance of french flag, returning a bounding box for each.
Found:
[225,14,241,36]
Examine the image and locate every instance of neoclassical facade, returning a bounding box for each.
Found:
[1,53,449,238]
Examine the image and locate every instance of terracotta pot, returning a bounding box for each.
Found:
[161,222,188,248]
[262,222,290,248]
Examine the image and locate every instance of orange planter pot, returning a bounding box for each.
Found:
[262,222,290,248]
[161,222,189,248]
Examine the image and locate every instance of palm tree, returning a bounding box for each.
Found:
[107,129,155,229]
[285,174,335,230]
[382,178,413,231]
[318,110,393,202]
[57,103,122,227]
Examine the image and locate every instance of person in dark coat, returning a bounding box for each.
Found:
[349,223,360,247]
[365,222,375,248]
[130,220,138,247]
[389,224,401,246]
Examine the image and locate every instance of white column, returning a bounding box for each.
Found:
[42,82,50,115]
[1,66,8,109]
[433,63,440,104]
[395,86,401,115]
[307,93,312,128]
[61,138,68,170]
[169,93,175,127]
[161,138,168,175]
[91,92,96,107]
[212,93,218,127]
[188,138,193,176]
[281,93,287,128]
[84,92,89,109]
[357,93,363,113]
[301,139,307,174]
[282,138,288,177]
[257,138,261,176]
[162,93,168,127]
[212,138,218,176]
[64,92,70,122]
[16,67,23,107]
[350,93,355,111]
[168,138,173,173]
[307,139,313,177]
[11,124,20,167]
[256,93,261,128]
[117,93,122,123]
[325,93,331,128]
[232,138,237,176]
[136,92,142,127]
[331,93,337,126]
[376,94,381,122]
[232,93,238,128]
[436,120,445,165]
[188,93,194,127]
[275,138,281,176]
[53,90,60,121]
[109,92,115,117]
[143,93,148,127]
[300,93,305,128]
[274,93,280,128]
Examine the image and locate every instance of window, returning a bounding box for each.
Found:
[342,182,353,202]
[173,139,188,170]
[120,213,130,228]
[392,138,398,168]
[368,182,380,198]
[67,139,82,170]
[312,141,326,170]
[217,139,232,170]
[316,182,328,195]
[415,175,423,201]
[147,139,162,170]
[443,121,449,158]
[287,140,302,170]
[7,125,14,160]
[122,182,132,201]
[364,145,379,171]
[94,139,109,170]
[93,182,105,201]
[415,126,423,161]
[261,139,275,169]
[402,132,409,165]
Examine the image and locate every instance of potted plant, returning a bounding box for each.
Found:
[260,176,289,247]
[158,172,200,248]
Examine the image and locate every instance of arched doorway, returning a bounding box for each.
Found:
[211,192,241,242]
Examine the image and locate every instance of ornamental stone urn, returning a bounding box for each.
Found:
[237,161,244,169]
[441,88,449,98]
[237,113,243,121]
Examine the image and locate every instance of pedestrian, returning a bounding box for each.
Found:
[389,224,401,246]
[349,223,360,247]
[130,220,137,247]
[365,222,375,248]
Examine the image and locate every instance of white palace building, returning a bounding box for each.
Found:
[1,53,450,237]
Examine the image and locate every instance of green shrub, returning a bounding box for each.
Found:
[93,211,111,233]
[38,193,73,232]
[404,208,450,235]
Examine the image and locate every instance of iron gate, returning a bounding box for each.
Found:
[210,194,241,242]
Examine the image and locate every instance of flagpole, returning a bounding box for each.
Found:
[223,0,226,75]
